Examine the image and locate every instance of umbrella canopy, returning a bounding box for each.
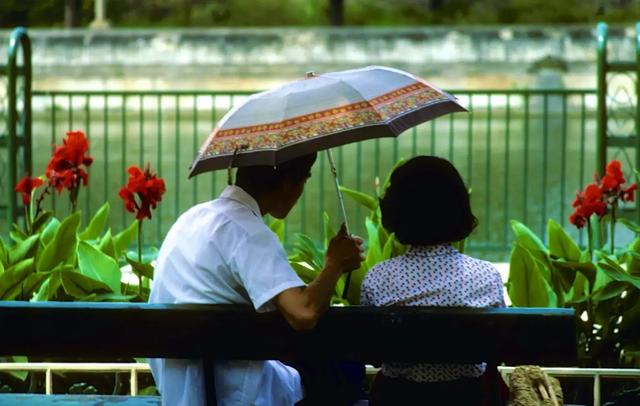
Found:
[188,65,467,177]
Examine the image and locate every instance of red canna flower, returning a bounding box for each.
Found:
[119,164,166,220]
[15,175,44,205]
[622,183,638,203]
[600,160,626,193]
[569,183,607,229]
[45,130,93,194]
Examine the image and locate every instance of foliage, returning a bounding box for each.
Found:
[507,160,640,367]
[2,0,640,28]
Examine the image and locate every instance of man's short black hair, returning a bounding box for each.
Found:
[379,155,477,246]
[235,152,317,196]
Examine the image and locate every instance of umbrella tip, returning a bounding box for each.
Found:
[305,71,316,79]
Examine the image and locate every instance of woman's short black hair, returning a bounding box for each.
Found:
[379,156,477,246]
[235,152,317,196]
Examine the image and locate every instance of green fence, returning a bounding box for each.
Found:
[31,88,598,261]
[6,22,640,261]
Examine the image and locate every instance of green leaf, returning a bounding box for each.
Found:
[58,269,113,298]
[31,274,62,302]
[627,238,640,277]
[78,292,136,302]
[364,216,382,270]
[79,202,110,241]
[508,244,554,307]
[126,256,154,279]
[113,221,138,259]
[338,186,377,212]
[548,219,581,261]
[10,226,28,243]
[292,233,324,271]
[40,217,61,246]
[323,212,336,251]
[551,259,596,292]
[290,262,318,284]
[592,280,631,302]
[98,230,118,261]
[382,158,406,192]
[597,256,640,290]
[78,241,122,293]
[568,272,589,304]
[0,237,8,268]
[8,234,39,265]
[0,258,35,300]
[268,218,285,243]
[511,220,548,254]
[619,218,640,234]
[31,211,53,234]
[36,212,80,272]
[0,356,28,381]
[382,232,396,260]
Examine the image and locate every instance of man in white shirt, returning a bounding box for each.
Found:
[149,153,364,406]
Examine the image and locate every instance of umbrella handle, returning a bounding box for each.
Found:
[325,149,352,300]
[326,149,349,232]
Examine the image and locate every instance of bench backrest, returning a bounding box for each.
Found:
[0,302,576,365]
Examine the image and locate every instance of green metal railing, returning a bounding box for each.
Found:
[4,23,640,261]
[1,27,31,233]
[31,88,598,260]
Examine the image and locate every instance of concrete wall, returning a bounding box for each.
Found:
[1,25,637,90]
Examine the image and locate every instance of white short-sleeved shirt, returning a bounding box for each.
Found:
[361,244,505,383]
[149,186,305,406]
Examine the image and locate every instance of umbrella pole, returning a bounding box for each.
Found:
[325,149,352,300]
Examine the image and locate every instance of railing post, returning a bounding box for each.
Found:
[596,22,608,177]
[5,27,32,228]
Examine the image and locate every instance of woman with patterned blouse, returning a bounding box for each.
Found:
[361,156,505,405]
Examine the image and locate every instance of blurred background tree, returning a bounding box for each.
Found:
[1,0,639,28]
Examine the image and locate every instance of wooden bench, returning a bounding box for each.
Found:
[0,302,576,405]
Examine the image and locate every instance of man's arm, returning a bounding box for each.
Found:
[274,224,363,330]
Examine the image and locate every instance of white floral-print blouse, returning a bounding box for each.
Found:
[360,243,505,382]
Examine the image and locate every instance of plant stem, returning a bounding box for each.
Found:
[610,202,617,255]
[137,220,143,297]
[24,206,31,235]
[587,218,593,261]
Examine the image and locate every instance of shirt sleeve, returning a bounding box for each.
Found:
[360,266,379,306]
[231,227,305,313]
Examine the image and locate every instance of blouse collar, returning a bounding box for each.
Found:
[406,243,458,257]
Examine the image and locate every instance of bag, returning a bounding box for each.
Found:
[507,365,563,406]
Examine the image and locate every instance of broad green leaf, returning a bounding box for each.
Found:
[59,269,113,298]
[31,273,62,302]
[338,186,377,212]
[549,260,577,292]
[344,263,370,305]
[126,256,154,279]
[567,272,589,304]
[8,356,28,380]
[382,232,395,260]
[592,280,631,302]
[627,238,640,277]
[381,158,406,192]
[0,237,8,268]
[292,233,324,271]
[113,220,138,259]
[597,256,640,290]
[40,217,61,246]
[98,230,118,261]
[31,211,53,234]
[290,262,318,284]
[323,212,336,251]
[36,212,80,272]
[511,220,548,255]
[8,234,39,265]
[548,219,581,261]
[364,217,382,270]
[79,202,110,241]
[619,218,640,234]
[0,258,35,300]
[78,293,136,302]
[551,259,595,292]
[268,218,285,243]
[10,226,28,243]
[508,244,554,307]
[78,241,122,293]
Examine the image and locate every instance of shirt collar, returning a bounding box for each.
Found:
[406,243,458,257]
[220,186,262,217]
